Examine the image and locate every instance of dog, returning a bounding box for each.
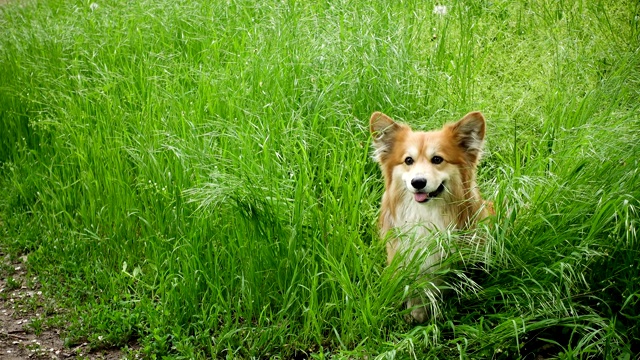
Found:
[369,111,492,322]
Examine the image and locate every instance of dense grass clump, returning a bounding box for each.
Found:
[1,0,638,358]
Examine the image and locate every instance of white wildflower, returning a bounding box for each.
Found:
[433,5,448,15]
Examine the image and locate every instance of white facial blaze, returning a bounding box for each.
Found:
[398,143,450,193]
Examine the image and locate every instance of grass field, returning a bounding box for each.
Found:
[1,0,639,358]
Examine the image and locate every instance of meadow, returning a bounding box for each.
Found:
[1,0,639,358]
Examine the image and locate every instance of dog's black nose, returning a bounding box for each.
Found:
[411,178,427,190]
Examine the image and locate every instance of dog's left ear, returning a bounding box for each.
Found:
[448,111,486,163]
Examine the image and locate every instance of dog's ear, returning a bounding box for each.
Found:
[370,111,398,135]
[370,112,405,163]
[448,111,486,163]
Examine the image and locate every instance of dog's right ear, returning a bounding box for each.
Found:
[370,112,404,163]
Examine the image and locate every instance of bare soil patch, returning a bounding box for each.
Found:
[0,251,132,359]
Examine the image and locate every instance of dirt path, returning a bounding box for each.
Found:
[0,252,130,359]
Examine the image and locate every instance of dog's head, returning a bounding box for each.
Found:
[370,111,486,203]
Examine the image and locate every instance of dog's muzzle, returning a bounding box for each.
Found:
[413,182,445,203]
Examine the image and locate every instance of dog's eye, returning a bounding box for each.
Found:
[431,156,444,164]
[404,157,414,165]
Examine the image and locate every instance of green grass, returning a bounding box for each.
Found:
[1,0,639,358]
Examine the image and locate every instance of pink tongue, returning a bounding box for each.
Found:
[414,193,428,202]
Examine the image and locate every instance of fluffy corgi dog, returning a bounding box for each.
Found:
[370,111,491,322]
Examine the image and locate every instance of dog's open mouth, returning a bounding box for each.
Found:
[414,183,445,203]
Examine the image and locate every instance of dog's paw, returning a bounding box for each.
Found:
[409,306,429,323]
[405,298,429,323]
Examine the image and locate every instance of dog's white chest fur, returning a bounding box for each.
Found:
[391,197,456,273]
[394,197,452,231]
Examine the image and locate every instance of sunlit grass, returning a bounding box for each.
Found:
[1,0,639,358]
